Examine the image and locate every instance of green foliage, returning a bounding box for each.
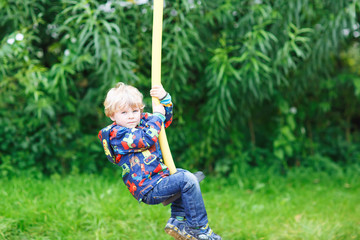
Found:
[0,0,360,175]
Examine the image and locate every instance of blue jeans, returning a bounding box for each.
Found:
[142,169,208,228]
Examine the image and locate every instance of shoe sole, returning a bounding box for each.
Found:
[164,223,198,240]
[165,227,187,240]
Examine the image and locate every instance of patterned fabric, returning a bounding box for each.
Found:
[98,94,173,201]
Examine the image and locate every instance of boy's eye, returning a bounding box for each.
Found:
[133,110,139,113]
[121,111,127,114]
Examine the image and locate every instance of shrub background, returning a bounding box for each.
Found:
[1,0,360,177]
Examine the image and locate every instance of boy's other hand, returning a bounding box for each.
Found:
[152,100,165,115]
[150,85,167,100]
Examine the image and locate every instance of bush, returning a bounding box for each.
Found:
[1,0,360,175]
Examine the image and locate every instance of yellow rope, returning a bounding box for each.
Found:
[151,0,177,174]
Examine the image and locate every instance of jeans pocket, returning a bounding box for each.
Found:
[149,194,175,204]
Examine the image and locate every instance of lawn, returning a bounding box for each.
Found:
[1,168,359,240]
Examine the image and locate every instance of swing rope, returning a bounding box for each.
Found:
[151,0,177,175]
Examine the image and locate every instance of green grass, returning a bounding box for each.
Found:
[0,169,359,240]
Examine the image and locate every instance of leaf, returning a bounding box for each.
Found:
[215,63,226,87]
[94,30,100,60]
[291,41,304,58]
[353,78,360,97]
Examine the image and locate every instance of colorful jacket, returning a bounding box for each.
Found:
[98,94,173,202]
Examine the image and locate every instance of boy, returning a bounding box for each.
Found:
[98,82,221,240]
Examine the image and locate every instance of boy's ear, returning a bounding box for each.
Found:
[110,114,115,121]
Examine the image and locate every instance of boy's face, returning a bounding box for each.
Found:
[110,106,141,128]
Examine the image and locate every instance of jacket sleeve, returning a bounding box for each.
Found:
[109,114,163,155]
[98,124,117,164]
[160,93,173,128]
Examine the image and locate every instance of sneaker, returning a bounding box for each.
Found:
[182,223,222,240]
[164,216,187,240]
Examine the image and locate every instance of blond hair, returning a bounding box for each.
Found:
[104,82,145,117]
